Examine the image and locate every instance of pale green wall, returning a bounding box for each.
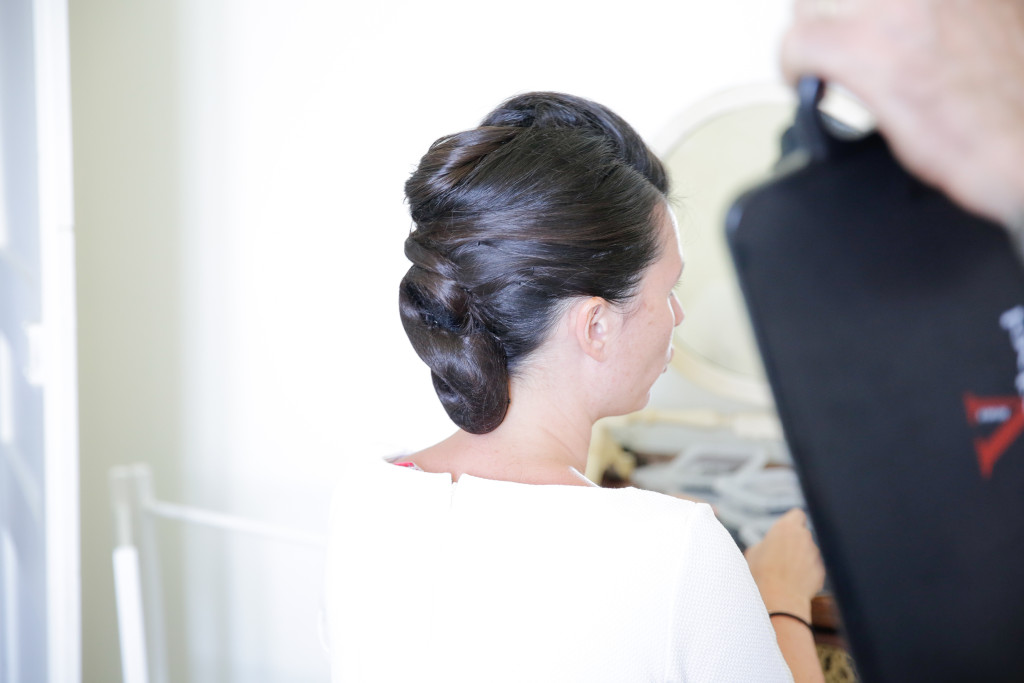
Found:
[72,2,188,681]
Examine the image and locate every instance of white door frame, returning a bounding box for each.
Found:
[0,0,80,680]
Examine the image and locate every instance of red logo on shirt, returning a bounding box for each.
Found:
[963,393,1023,478]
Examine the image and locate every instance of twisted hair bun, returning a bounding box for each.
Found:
[401,92,668,434]
[399,235,510,434]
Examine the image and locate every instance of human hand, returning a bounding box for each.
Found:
[781,0,1024,230]
[745,508,825,621]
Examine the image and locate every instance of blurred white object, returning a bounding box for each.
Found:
[108,464,326,683]
[112,546,148,683]
[713,498,775,539]
[737,515,781,549]
[0,1,80,681]
[713,466,803,514]
[631,442,766,496]
[714,467,806,548]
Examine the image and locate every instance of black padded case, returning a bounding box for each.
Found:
[726,79,1024,682]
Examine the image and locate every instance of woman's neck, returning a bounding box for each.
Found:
[410,375,597,486]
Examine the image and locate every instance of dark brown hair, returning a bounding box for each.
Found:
[400,92,668,434]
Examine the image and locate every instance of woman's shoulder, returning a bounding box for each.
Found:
[328,454,452,513]
[591,485,723,538]
[329,455,725,539]
[577,482,715,519]
[480,479,724,547]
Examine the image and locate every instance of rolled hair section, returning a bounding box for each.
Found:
[399,243,510,434]
[479,91,668,194]
[400,92,668,434]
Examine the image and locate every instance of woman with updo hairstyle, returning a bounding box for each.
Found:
[326,93,826,682]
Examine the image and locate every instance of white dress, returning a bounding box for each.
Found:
[324,456,792,682]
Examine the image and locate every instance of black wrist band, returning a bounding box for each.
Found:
[769,611,813,630]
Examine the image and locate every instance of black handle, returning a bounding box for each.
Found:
[794,76,836,162]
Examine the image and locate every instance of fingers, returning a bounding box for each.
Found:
[781,507,806,525]
[746,509,825,615]
[780,0,880,94]
[792,0,864,20]
[780,15,855,88]
[769,507,809,536]
[774,508,826,589]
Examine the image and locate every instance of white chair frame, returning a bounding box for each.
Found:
[108,464,326,683]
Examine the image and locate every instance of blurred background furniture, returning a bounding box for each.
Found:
[109,464,329,683]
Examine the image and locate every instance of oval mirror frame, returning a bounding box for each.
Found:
[657,84,797,408]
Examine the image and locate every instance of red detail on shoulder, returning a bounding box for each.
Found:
[963,392,1024,478]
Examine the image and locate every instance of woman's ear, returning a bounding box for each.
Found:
[574,297,617,361]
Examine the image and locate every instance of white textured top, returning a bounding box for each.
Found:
[325,456,792,682]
